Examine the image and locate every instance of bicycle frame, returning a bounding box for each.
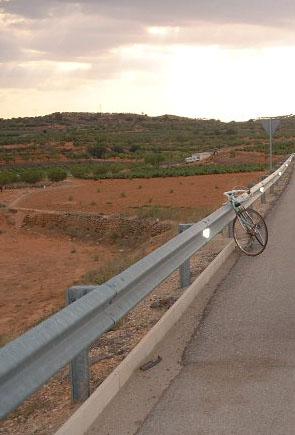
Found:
[225,189,268,255]
[229,198,253,232]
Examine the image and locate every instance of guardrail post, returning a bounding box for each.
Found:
[261,192,266,204]
[67,286,95,402]
[228,221,234,238]
[179,224,193,288]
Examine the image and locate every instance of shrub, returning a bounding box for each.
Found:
[87,145,106,158]
[21,169,44,184]
[129,144,140,153]
[112,145,124,154]
[47,168,67,182]
[70,165,91,179]
[144,152,165,168]
[0,171,18,187]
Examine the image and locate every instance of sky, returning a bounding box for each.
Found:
[1,0,295,121]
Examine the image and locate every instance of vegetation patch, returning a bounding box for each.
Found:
[132,205,212,223]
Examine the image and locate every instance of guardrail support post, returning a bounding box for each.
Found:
[179,224,193,288]
[227,220,234,238]
[67,286,95,402]
[261,192,266,204]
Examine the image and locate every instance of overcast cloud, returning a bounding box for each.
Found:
[1,0,295,119]
[2,0,295,26]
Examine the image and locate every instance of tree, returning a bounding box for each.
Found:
[87,145,107,158]
[21,170,44,184]
[47,168,67,182]
[129,144,140,153]
[144,152,165,168]
[112,145,124,154]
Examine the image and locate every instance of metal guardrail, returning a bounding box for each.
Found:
[0,154,293,419]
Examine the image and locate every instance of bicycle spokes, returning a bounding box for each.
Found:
[233,209,268,256]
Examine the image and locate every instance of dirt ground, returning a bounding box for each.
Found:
[0,171,264,340]
[210,150,280,165]
[0,210,118,343]
[0,170,266,434]
[12,172,265,214]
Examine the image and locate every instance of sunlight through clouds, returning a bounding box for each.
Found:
[169,45,295,120]
[56,62,92,73]
[147,26,180,37]
[1,0,295,119]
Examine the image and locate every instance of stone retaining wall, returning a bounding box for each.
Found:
[21,210,171,244]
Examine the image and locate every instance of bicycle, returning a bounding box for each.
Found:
[224,189,268,256]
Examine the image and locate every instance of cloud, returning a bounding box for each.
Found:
[1,0,295,118]
[1,0,295,66]
[3,0,295,27]
[0,0,59,19]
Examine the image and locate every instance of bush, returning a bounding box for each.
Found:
[87,144,106,158]
[0,171,18,187]
[144,152,165,167]
[112,145,124,154]
[129,144,140,153]
[20,169,44,184]
[70,165,91,179]
[47,168,67,182]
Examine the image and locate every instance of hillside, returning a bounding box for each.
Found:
[0,112,294,166]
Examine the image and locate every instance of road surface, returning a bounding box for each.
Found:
[137,172,295,434]
[86,170,294,435]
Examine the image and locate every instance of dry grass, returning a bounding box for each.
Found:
[132,205,212,223]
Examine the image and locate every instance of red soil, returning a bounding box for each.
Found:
[0,171,264,343]
[14,172,265,214]
[0,202,116,341]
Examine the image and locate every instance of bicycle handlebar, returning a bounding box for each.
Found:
[223,188,250,198]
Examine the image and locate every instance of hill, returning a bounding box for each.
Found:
[0,112,294,166]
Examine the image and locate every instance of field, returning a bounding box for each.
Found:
[0,170,264,344]
[0,111,292,434]
[15,171,264,214]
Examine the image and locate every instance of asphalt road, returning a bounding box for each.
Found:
[138,171,295,434]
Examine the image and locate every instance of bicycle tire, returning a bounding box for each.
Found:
[233,208,268,256]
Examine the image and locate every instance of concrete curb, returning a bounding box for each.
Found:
[56,240,236,435]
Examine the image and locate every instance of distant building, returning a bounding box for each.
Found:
[185,152,212,163]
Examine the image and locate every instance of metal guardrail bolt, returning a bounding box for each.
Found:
[67,286,94,402]
[179,224,193,288]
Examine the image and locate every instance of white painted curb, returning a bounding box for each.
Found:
[56,240,236,435]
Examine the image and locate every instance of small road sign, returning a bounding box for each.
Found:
[260,118,281,171]
[261,119,280,135]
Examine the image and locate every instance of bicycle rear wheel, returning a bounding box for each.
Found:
[233,208,268,256]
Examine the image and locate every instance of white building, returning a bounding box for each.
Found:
[185,152,212,163]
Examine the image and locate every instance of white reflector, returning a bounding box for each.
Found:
[203,228,210,239]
